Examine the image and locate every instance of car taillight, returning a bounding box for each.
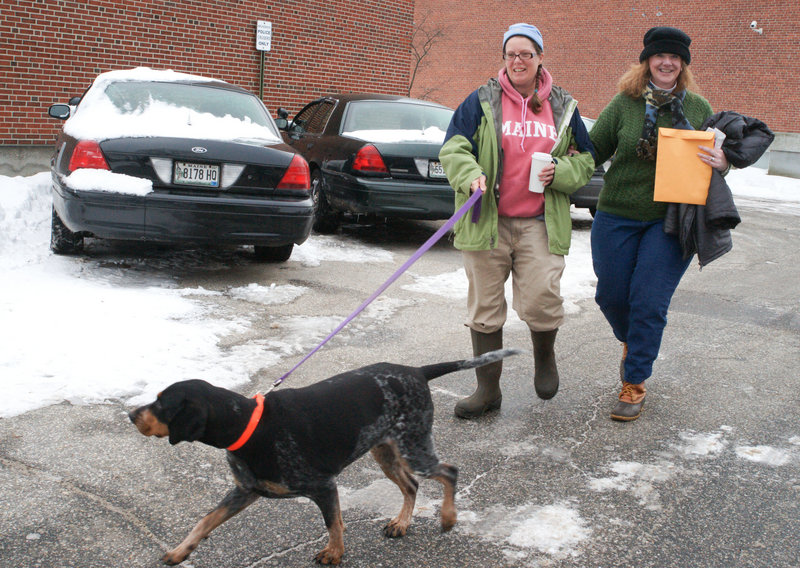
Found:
[68,140,110,172]
[353,144,388,173]
[276,154,310,190]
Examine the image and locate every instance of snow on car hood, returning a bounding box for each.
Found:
[63,67,281,144]
[342,126,447,144]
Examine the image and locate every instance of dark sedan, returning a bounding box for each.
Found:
[276,94,455,233]
[47,68,313,261]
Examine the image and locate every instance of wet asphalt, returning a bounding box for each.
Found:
[0,205,798,568]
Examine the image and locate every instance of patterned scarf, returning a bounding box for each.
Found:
[635,83,693,161]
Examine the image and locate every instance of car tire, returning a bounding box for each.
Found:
[50,206,84,254]
[253,243,293,262]
[310,170,340,234]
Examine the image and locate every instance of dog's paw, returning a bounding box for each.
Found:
[162,547,191,566]
[314,547,343,565]
[440,512,457,532]
[383,519,409,538]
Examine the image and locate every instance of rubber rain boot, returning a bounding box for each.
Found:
[531,329,559,400]
[454,328,503,419]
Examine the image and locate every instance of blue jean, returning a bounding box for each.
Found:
[590,211,692,384]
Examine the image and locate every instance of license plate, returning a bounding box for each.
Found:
[428,160,446,179]
[173,162,220,187]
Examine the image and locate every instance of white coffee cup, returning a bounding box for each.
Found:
[529,152,552,193]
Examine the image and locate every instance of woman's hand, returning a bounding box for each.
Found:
[698,145,729,171]
[538,162,556,186]
[470,175,487,194]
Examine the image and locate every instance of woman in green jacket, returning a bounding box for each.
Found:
[439,22,595,418]
[589,27,729,421]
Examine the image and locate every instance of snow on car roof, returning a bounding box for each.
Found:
[92,66,226,87]
[63,67,281,144]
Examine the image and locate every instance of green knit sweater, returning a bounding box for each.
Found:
[589,91,713,221]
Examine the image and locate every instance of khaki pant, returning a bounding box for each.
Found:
[463,216,565,333]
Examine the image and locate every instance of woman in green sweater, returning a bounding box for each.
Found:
[589,27,729,421]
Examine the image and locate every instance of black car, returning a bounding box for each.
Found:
[569,116,606,217]
[276,94,455,233]
[47,68,313,262]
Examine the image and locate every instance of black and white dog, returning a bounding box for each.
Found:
[130,348,519,565]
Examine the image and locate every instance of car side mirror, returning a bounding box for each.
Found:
[48,104,71,120]
[275,117,288,130]
[68,96,82,106]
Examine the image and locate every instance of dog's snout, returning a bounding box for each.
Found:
[129,405,169,438]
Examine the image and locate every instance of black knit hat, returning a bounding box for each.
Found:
[639,26,691,64]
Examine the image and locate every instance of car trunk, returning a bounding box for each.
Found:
[370,141,449,183]
[99,137,297,196]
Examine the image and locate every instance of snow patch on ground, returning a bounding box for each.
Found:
[459,501,591,559]
[291,235,394,267]
[735,445,791,466]
[672,430,728,458]
[228,282,308,305]
[340,478,438,520]
[588,460,677,511]
[404,268,467,298]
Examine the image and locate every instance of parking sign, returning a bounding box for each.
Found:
[256,21,272,51]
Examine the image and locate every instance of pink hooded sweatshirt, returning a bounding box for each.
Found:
[497,66,558,218]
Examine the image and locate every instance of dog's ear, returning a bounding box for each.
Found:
[167,400,208,445]
[157,387,209,445]
[158,393,185,424]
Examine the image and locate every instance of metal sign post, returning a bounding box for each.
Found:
[255,20,272,99]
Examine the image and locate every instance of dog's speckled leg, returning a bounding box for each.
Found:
[309,484,345,565]
[371,442,419,537]
[162,486,258,565]
[431,463,458,531]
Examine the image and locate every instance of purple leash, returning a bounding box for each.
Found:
[267,188,484,393]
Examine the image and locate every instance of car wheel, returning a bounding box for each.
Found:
[310,170,340,234]
[50,206,84,254]
[253,243,293,262]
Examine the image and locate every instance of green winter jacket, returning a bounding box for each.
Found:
[439,78,596,254]
[589,91,713,221]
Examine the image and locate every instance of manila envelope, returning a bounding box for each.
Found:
[654,128,715,205]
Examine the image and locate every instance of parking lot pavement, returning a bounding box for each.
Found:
[1,206,798,567]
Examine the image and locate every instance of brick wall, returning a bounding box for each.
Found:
[0,0,414,146]
[411,0,799,134]
[4,1,797,150]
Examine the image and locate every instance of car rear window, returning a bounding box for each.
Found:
[65,80,282,143]
[104,82,270,126]
[341,101,453,144]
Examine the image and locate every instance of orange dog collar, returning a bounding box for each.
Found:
[227,393,264,451]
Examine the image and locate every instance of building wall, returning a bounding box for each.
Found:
[1,0,414,147]
[3,0,797,173]
[411,0,799,134]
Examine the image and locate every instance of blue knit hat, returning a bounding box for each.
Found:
[503,23,543,52]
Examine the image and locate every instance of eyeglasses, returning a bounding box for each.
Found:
[503,52,536,61]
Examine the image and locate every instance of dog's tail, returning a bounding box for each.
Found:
[420,348,523,382]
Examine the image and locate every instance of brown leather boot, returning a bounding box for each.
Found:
[454,328,503,418]
[611,381,646,421]
[531,329,559,400]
